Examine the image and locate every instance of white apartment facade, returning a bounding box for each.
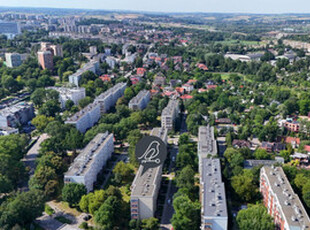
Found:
[161,99,179,131]
[64,132,114,193]
[47,87,86,109]
[129,90,151,110]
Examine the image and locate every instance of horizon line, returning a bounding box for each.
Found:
[0,5,310,15]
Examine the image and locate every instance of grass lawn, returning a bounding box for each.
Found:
[55,216,72,224]
[50,200,82,217]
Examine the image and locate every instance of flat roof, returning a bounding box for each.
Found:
[65,132,113,177]
[161,99,178,117]
[201,158,228,218]
[198,126,217,156]
[129,90,150,105]
[262,166,310,229]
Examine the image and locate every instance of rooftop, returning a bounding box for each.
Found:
[66,102,99,122]
[262,166,310,229]
[0,102,32,117]
[95,82,126,101]
[161,99,179,117]
[65,132,113,177]
[198,126,217,156]
[201,158,228,218]
[129,89,150,105]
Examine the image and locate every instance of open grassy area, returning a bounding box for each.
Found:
[50,201,82,217]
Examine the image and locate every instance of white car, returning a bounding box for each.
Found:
[168,199,171,204]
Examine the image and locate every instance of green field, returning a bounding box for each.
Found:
[215,39,263,46]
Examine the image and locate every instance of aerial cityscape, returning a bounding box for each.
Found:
[1,1,310,230]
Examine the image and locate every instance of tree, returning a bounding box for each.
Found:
[112,161,134,185]
[62,183,87,207]
[39,99,61,117]
[141,217,159,230]
[94,196,121,229]
[31,88,46,107]
[176,165,195,192]
[78,96,93,108]
[0,190,45,229]
[231,170,258,202]
[31,115,54,132]
[254,149,270,160]
[0,174,12,193]
[64,128,83,150]
[237,204,274,230]
[171,195,200,230]
[65,99,74,110]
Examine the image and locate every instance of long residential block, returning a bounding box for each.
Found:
[65,102,101,133]
[130,127,167,220]
[200,158,228,230]
[64,132,114,193]
[129,90,151,110]
[94,82,127,114]
[260,166,310,230]
[69,60,100,86]
[161,99,179,131]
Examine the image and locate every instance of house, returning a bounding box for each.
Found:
[232,140,251,149]
[284,121,299,132]
[196,63,208,71]
[215,118,232,124]
[175,87,185,95]
[207,85,217,90]
[277,136,300,148]
[182,84,194,92]
[261,142,286,153]
[187,79,197,85]
[154,75,166,86]
[99,75,111,82]
[136,68,146,77]
[180,94,193,100]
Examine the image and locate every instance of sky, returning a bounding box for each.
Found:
[0,0,310,14]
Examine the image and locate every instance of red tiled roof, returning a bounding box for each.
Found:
[180,94,193,100]
[304,145,310,152]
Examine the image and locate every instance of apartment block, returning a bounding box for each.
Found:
[200,158,228,230]
[198,126,218,173]
[0,102,35,129]
[94,83,127,114]
[260,166,310,230]
[38,50,54,70]
[65,102,101,133]
[5,53,22,68]
[0,21,21,39]
[40,42,63,57]
[69,60,100,86]
[129,90,151,110]
[161,99,179,131]
[64,132,114,193]
[47,87,86,109]
[130,127,167,220]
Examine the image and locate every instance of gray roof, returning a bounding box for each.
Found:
[161,99,179,117]
[198,126,217,157]
[65,132,112,176]
[129,90,150,105]
[201,158,228,218]
[262,166,310,229]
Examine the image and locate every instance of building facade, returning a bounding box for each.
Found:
[38,51,54,70]
[200,158,228,230]
[260,166,310,230]
[130,127,167,220]
[161,99,179,131]
[69,61,100,86]
[47,87,86,109]
[0,21,21,39]
[129,90,151,110]
[0,102,35,129]
[94,83,127,114]
[65,102,101,133]
[64,132,114,193]
[5,53,22,68]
